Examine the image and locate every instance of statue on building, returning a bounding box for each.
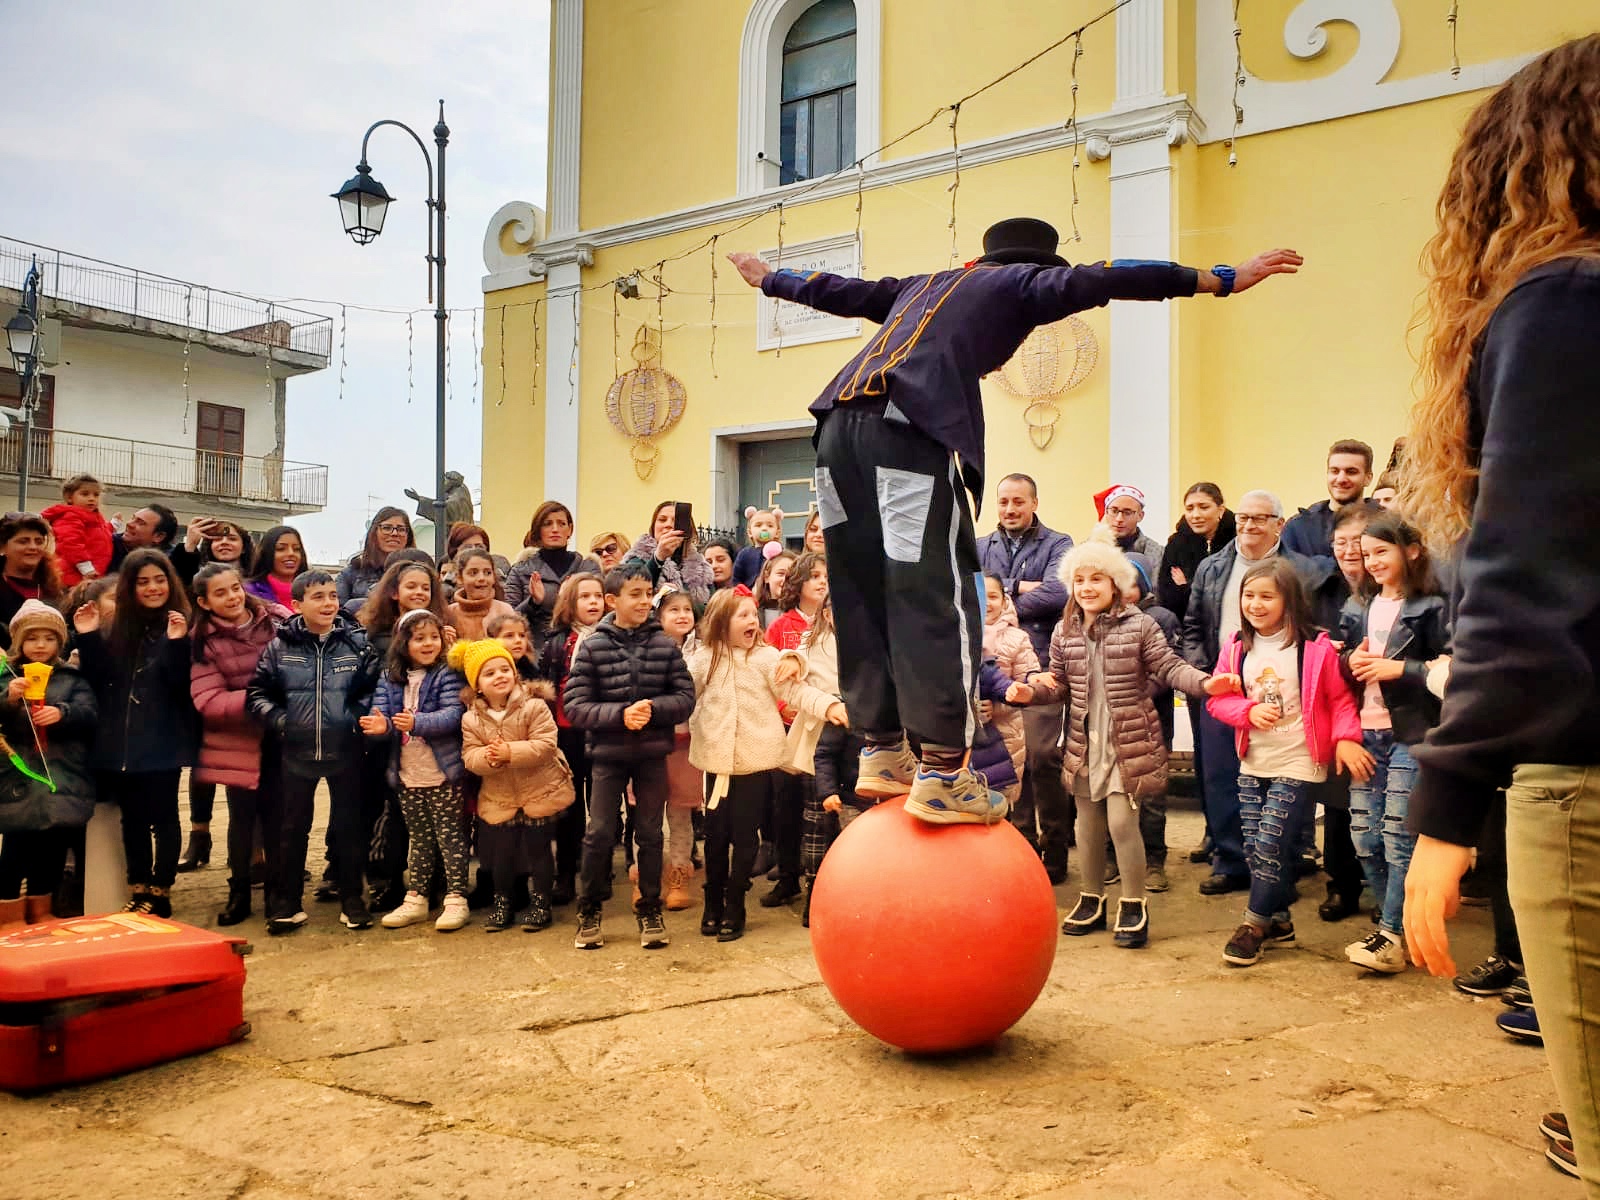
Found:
[405,471,474,527]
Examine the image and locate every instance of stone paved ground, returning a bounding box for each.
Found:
[0,798,1582,1200]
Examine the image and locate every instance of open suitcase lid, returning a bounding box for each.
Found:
[0,915,248,1003]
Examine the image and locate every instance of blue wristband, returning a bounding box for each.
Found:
[1212,264,1236,296]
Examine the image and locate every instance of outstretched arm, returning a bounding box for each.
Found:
[728,252,903,324]
[1021,249,1303,323]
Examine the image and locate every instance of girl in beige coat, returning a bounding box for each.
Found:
[688,589,844,942]
[455,638,575,933]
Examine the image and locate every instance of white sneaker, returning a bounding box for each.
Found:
[904,765,1008,825]
[380,891,431,929]
[1346,929,1407,974]
[435,893,470,932]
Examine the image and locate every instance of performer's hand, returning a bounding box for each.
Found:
[1404,835,1473,979]
[1334,739,1375,783]
[1230,248,1304,293]
[1248,703,1282,730]
[727,252,773,288]
[33,705,61,728]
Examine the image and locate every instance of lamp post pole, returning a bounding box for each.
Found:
[5,257,42,511]
[333,102,451,561]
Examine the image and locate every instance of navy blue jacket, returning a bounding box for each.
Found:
[763,260,1199,504]
[1280,499,1342,572]
[76,626,196,773]
[563,614,696,763]
[371,665,468,789]
[1410,260,1600,843]
[247,615,381,771]
[976,519,1075,662]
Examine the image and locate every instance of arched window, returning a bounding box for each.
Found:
[778,0,856,183]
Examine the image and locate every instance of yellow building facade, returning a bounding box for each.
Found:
[478,0,1589,550]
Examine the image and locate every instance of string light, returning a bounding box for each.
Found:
[530,298,541,408]
[405,311,414,405]
[774,203,786,358]
[1447,2,1461,78]
[1066,33,1083,242]
[496,305,506,407]
[180,285,193,433]
[1228,0,1244,167]
[708,234,719,378]
[469,305,479,406]
[336,303,348,407]
[566,289,579,403]
[654,260,667,367]
[947,103,962,267]
[612,281,621,378]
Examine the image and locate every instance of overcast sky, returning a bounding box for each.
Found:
[0,1,549,562]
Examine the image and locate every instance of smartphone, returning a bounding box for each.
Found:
[671,502,694,564]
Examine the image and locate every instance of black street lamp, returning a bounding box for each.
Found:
[333,100,450,559]
[5,257,42,510]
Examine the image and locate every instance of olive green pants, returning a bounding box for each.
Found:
[1506,763,1600,1195]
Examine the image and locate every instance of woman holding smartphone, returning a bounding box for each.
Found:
[630,500,712,608]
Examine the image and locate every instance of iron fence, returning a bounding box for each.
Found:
[0,236,333,361]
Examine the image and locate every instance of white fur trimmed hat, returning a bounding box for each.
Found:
[1057,524,1137,593]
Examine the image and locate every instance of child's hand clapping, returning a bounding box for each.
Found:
[1005,681,1034,705]
[1248,703,1282,730]
[358,710,388,735]
[486,737,510,767]
[623,699,653,730]
[72,603,100,635]
[1203,672,1243,697]
[166,611,188,640]
[825,701,848,726]
[392,710,415,733]
[1348,645,1404,684]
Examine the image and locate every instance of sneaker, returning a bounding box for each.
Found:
[1542,1112,1570,1142]
[1265,918,1297,944]
[339,899,373,930]
[760,878,801,907]
[1112,898,1148,948]
[904,765,1007,825]
[855,741,919,798]
[574,906,603,949]
[145,891,173,920]
[1547,1136,1579,1179]
[1223,923,1266,966]
[121,893,152,915]
[1061,893,1106,936]
[1346,929,1406,973]
[1144,866,1170,893]
[435,893,469,932]
[638,906,669,949]
[522,895,553,932]
[1501,976,1534,1009]
[485,895,514,932]
[1454,954,1523,997]
[380,891,430,929]
[1496,1006,1542,1043]
[267,910,308,936]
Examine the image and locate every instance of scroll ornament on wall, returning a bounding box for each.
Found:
[989,315,1099,448]
[606,326,687,480]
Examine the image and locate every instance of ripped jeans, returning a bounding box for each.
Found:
[1348,730,1418,936]
[1237,774,1312,925]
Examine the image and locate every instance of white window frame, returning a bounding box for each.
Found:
[738,0,881,196]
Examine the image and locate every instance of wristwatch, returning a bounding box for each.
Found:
[1212,264,1236,297]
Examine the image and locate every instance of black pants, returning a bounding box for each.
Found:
[361,745,408,891]
[1478,789,1522,963]
[1018,703,1075,858]
[478,815,556,900]
[278,759,363,919]
[580,757,667,910]
[101,769,182,890]
[815,407,982,748]
[770,770,806,886]
[1315,775,1365,899]
[555,727,589,886]
[189,778,216,826]
[224,777,281,892]
[0,826,74,900]
[705,771,771,910]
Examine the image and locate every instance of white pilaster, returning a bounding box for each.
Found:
[544,262,583,508]
[548,0,584,238]
[1108,0,1174,528]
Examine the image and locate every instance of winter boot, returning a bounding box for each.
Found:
[217,883,252,927]
[176,830,212,873]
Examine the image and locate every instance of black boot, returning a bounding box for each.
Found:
[700,884,724,937]
[177,830,212,873]
[801,877,814,929]
[1041,843,1068,886]
[485,894,514,932]
[522,894,553,932]
[217,882,252,927]
[749,841,776,881]
[719,881,748,942]
[760,875,802,907]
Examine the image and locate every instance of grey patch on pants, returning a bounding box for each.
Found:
[875,466,935,563]
[813,466,847,530]
[883,398,912,424]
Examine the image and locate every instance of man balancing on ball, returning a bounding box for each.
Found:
[729,218,1301,826]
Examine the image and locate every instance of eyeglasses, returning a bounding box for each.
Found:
[1332,537,1364,551]
[595,543,620,556]
[1235,513,1280,527]
[375,523,409,536]
[1105,506,1142,519]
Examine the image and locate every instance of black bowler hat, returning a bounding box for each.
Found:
[978,217,1068,267]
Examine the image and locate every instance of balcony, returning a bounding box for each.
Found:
[0,427,328,513]
[0,236,332,367]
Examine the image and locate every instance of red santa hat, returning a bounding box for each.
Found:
[1093,484,1146,520]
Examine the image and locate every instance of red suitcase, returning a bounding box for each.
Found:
[0,912,250,1092]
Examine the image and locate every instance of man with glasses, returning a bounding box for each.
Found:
[1095,484,1164,560]
[1182,490,1334,894]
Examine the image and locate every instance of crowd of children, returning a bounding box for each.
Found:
[0,474,1457,984]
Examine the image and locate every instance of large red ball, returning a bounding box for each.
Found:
[809,799,1058,1053]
